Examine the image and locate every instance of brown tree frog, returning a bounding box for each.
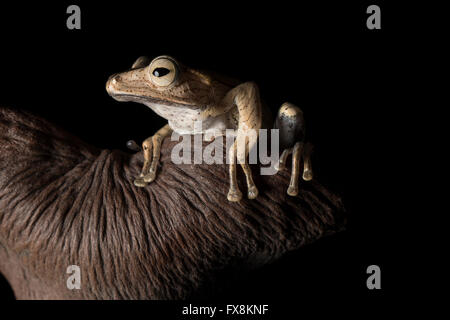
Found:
[106,55,313,202]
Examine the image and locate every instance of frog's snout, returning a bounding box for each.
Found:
[106,73,122,96]
[106,73,141,103]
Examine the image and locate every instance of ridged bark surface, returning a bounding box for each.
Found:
[0,107,345,299]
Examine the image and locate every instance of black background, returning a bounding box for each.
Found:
[0,0,404,315]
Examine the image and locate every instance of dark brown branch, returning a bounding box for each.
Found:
[0,106,345,299]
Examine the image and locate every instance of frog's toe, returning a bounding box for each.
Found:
[302,169,313,181]
[287,185,299,197]
[247,185,259,199]
[227,189,243,202]
[143,171,156,183]
[134,177,148,187]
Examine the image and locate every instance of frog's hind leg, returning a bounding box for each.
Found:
[274,148,292,171]
[274,102,313,196]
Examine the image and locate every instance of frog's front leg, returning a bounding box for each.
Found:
[134,124,172,187]
[223,82,262,202]
[274,102,313,196]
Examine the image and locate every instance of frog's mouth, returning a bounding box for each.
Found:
[111,93,200,109]
[110,93,146,103]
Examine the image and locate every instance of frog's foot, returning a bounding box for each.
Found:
[240,162,259,200]
[143,169,157,183]
[138,140,160,185]
[302,152,314,181]
[247,185,259,199]
[227,188,243,202]
[227,176,258,201]
[134,177,148,187]
[287,184,298,197]
[285,141,314,196]
[134,125,172,188]
[135,137,153,187]
[226,135,260,202]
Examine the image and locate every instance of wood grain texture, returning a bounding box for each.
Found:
[0,106,346,299]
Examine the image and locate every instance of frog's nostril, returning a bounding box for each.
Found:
[109,75,121,85]
[113,75,121,84]
[107,74,121,85]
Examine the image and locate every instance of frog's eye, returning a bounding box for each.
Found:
[152,68,170,77]
[149,56,178,87]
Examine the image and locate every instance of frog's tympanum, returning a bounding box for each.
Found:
[106,55,313,202]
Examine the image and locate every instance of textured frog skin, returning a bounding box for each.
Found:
[106,55,313,201]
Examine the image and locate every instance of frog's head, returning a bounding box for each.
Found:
[106,55,218,108]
